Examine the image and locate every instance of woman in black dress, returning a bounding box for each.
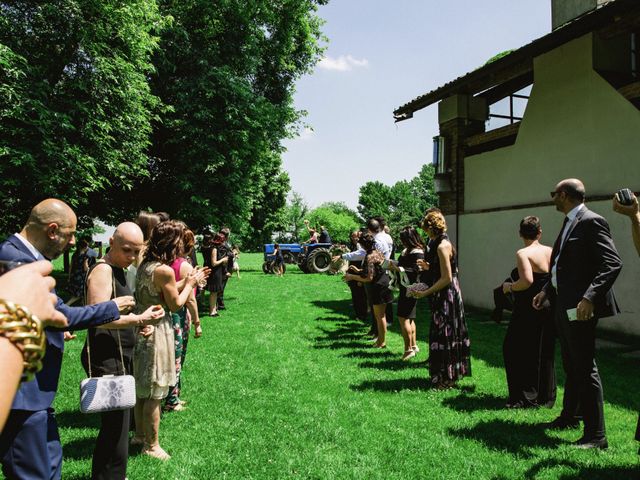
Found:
[201,232,228,317]
[344,232,393,348]
[389,227,426,360]
[501,216,556,408]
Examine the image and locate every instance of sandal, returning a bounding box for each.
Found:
[143,444,171,461]
[402,349,416,361]
[194,324,203,338]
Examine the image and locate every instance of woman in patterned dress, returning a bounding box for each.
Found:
[132,221,207,460]
[412,210,471,388]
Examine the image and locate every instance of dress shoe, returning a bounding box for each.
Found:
[545,416,580,430]
[573,436,608,450]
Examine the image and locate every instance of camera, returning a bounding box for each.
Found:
[615,188,635,206]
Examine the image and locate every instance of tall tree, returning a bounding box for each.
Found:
[0,1,162,235]
[307,202,360,244]
[137,0,326,238]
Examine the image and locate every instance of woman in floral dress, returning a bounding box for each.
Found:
[412,210,471,388]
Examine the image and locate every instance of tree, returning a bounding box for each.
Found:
[0,1,163,235]
[306,202,360,245]
[356,164,438,240]
[275,191,309,243]
[134,0,327,236]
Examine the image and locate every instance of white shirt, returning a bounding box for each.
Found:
[14,232,45,261]
[342,232,392,261]
[551,203,585,288]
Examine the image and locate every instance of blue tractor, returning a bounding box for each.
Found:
[262,242,334,274]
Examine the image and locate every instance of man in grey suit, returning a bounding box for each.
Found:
[533,179,622,449]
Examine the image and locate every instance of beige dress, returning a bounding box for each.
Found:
[133,261,176,399]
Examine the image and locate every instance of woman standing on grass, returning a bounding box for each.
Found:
[389,226,426,361]
[201,231,228,317]
[132,221,207,460]
[67,238,93,305]
[273,243,284,276]
[501,216,556,408]
[164,226,202,413]
[412,210,471,388]
[343,232,393,348]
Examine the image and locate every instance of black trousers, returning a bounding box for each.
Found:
[348,280,368,320]
[555,307,605,439]
[92,408,130,480]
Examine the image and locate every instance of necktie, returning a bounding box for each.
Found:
[553,216,569,255]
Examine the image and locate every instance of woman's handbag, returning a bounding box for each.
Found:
[80,262,136,414]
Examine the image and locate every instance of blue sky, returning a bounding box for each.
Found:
[281,0,551,209]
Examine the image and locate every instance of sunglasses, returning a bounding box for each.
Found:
[550,190,563,198]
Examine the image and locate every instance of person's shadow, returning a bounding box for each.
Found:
[448,419,562,457]
[350,377,431,392]
[441,392,506,412]
[500,458,640,480]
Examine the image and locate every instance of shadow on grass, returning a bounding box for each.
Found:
[493,458,640,480]
[56,410,100,430]
[441,392,507,412]
[314,340,371,350]
[342,349,396,359]
[310,298,355,317]
[62,436,96,462]
[350,377,432,392]
[449,419,562,456]
[357,359,427,371]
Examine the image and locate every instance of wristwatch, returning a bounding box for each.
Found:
[0,299,46,381]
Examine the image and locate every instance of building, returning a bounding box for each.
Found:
[394,0,640,335]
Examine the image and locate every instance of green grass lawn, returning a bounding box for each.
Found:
[47,253,639,479]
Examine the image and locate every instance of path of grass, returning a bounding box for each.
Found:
[45,253,640,479]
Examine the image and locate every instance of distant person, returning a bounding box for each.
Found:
[273,243,285,276]
[343,232,392,348]
[217,227,233,311]
[346,231,368,321]
[67,238,92,305]
[303,220,318,243]
[502,216,556,409]
[201,231,228,317]
[319,225,331,244]
[389,227,425,361]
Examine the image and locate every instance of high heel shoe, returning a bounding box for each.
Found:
[402,349,416,361]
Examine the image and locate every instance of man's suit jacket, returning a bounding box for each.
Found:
[0,234,120,411]
[545,207,622,318]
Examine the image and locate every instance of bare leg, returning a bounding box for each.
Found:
[131,398,145,444]
[209,291,218,316]
[373,304,387,347]
[398,316,410,351]
[143,399,170,460]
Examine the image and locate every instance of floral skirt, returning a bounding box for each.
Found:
[428,277,471,385]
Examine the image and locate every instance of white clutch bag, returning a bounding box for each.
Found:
[80,374,136,413]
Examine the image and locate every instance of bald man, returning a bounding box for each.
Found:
[533,179,622,449]
[0,199,135,479]
[82,222,164,479]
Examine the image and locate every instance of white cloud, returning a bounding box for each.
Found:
[318,54,369,72]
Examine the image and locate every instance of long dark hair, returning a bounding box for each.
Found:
[136,211,161,241]
[359,232,375,253]
[143,220,186,265]
[399,226,426,251]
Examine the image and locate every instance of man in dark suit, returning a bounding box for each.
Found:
[533,179,622,450]
[0,199,134,479]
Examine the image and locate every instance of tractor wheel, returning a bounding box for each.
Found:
[307,248,332,274]
[262,261,271,274]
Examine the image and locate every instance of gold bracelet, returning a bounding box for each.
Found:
[0,299,46,382]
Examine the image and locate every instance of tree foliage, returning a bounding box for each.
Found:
[357,164,438,240]
[0,0,162,234]
[0,0,327,246]
[274,191,309,244]
[306,202,360,245]
[132,0,327,245]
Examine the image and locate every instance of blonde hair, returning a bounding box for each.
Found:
[421,211,447,235]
